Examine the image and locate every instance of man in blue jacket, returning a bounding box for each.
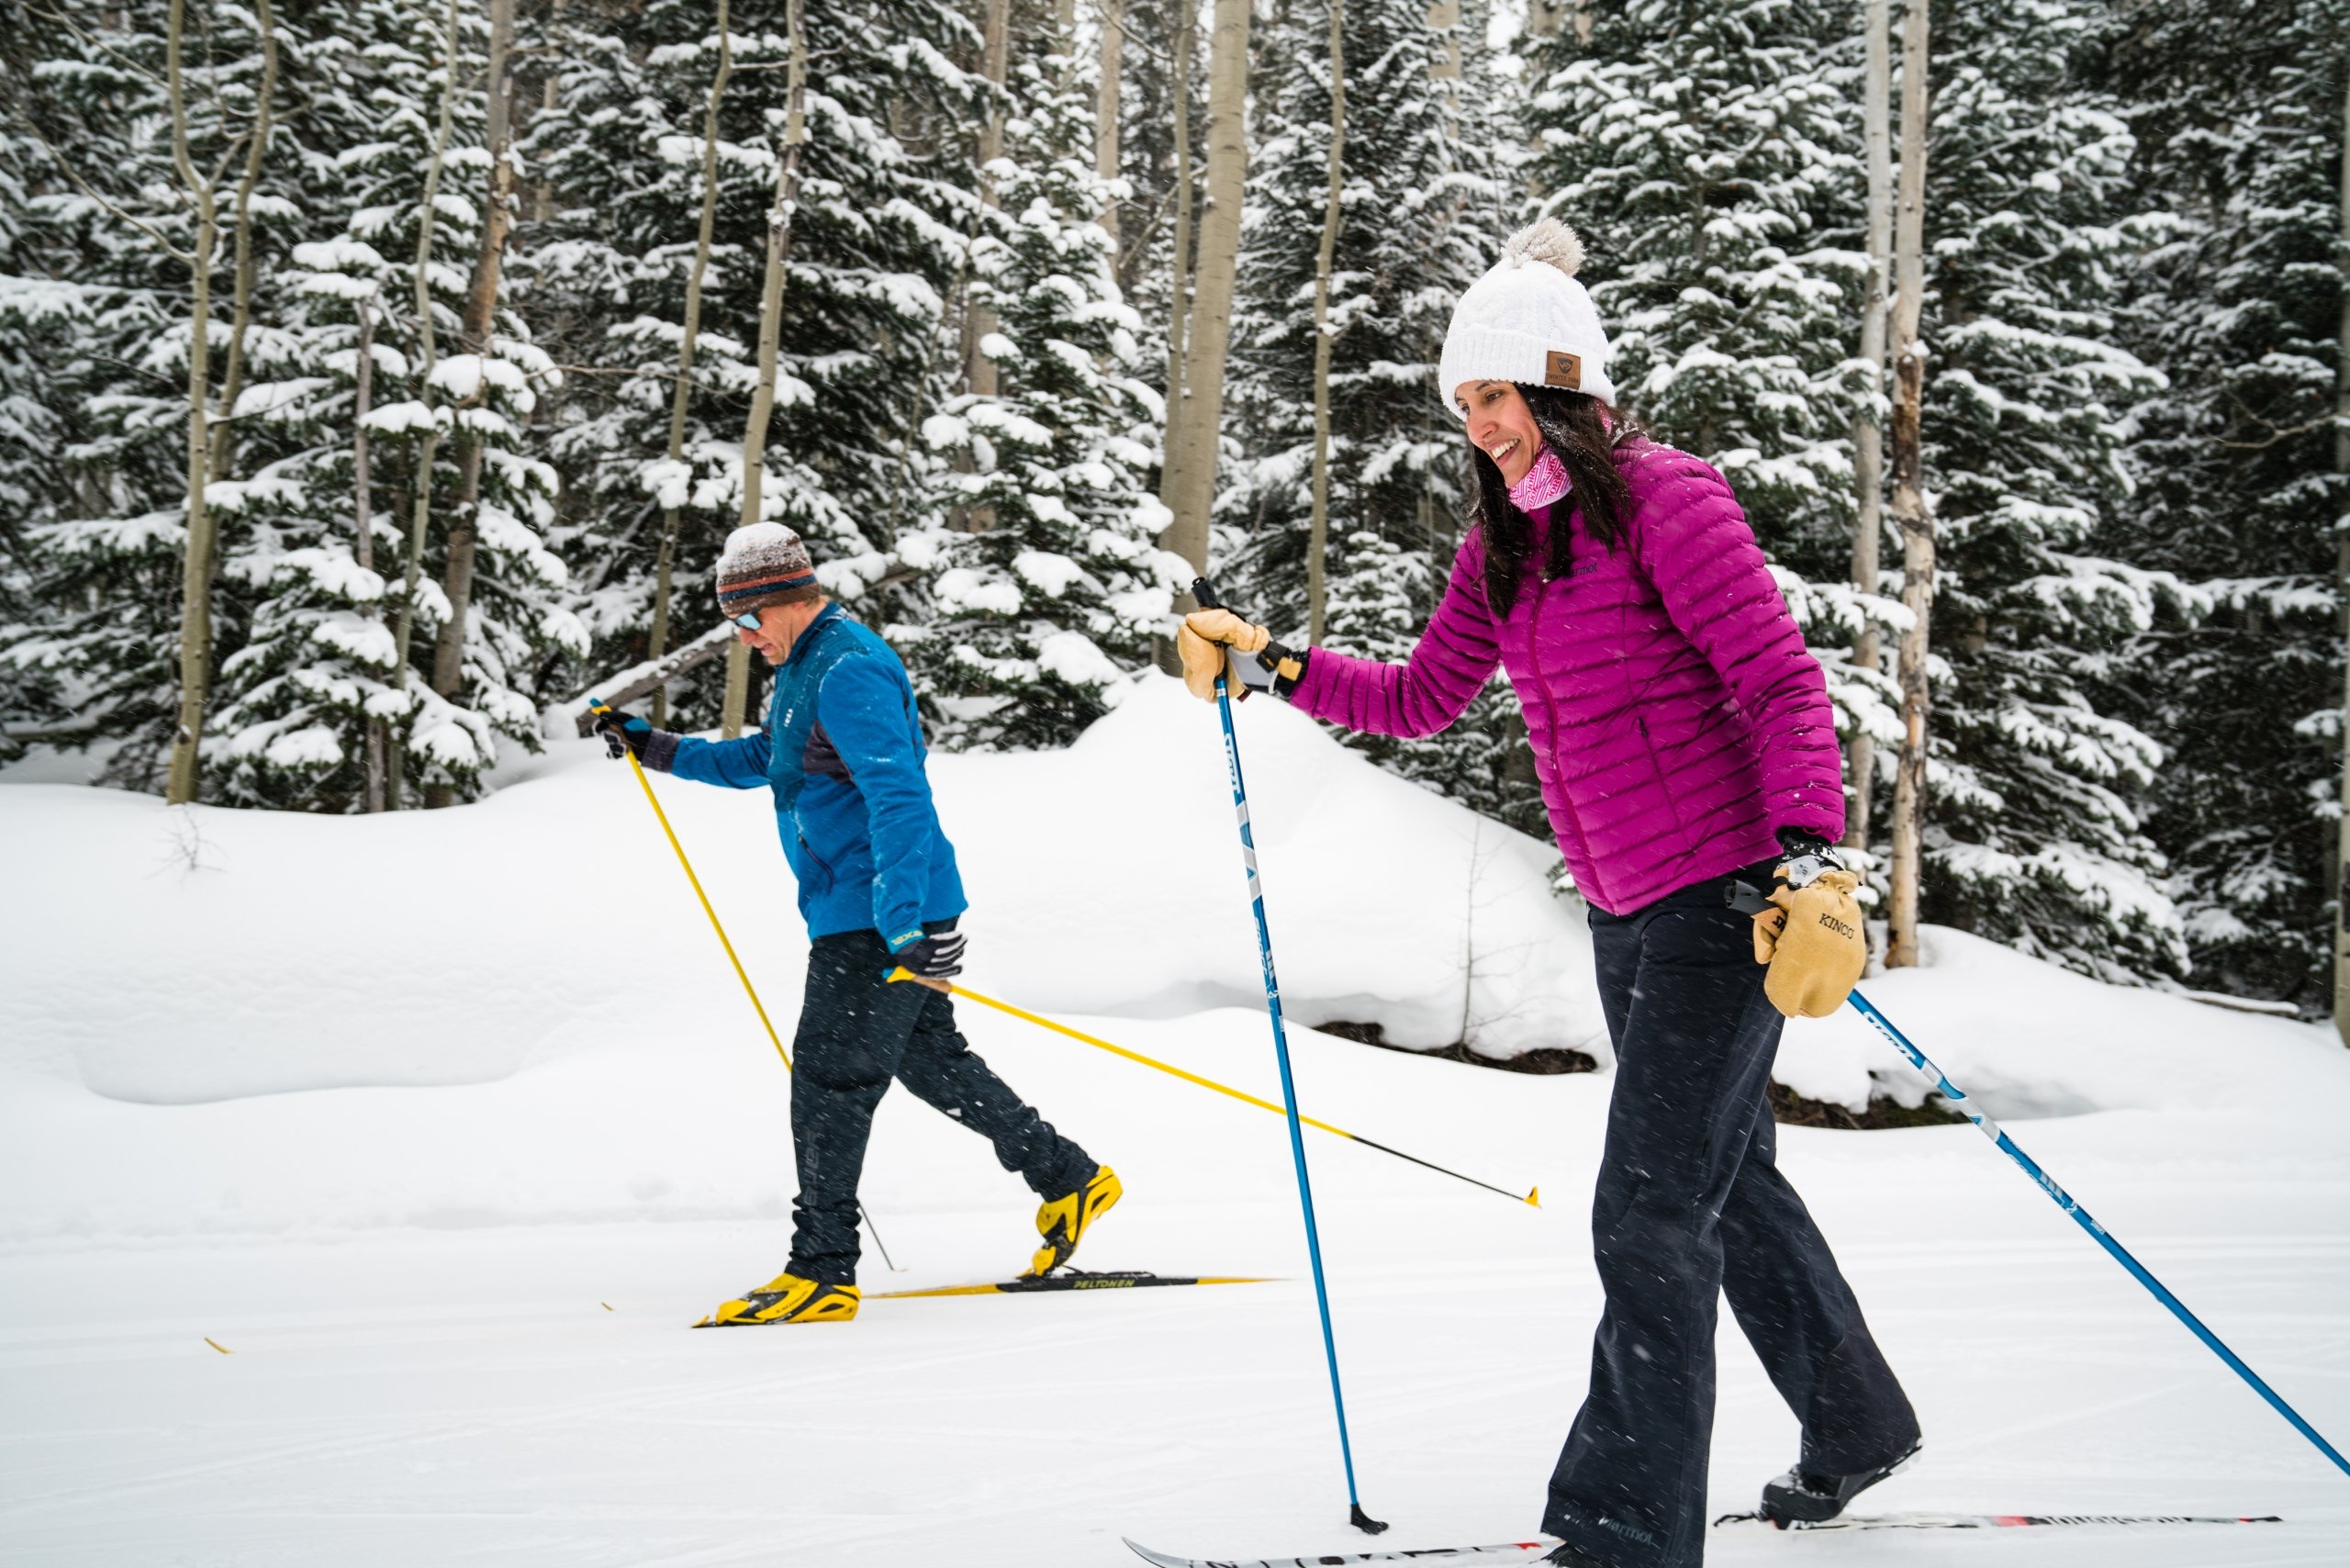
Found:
[599,522,1119,1326]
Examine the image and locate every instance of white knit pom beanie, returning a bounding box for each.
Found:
[1437,218,1617,414]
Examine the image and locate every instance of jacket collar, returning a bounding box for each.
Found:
[785,602,847,669]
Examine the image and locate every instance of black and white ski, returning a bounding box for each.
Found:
[1123,1540,1550,1568]
[1125,1511,2288,1568]
[1715,1510,2284,1532]
[870,1270,1266,1300]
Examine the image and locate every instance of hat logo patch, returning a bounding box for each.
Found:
[1545,350,1583,390]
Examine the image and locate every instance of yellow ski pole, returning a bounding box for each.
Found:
[889,969,1538,1207]
[589,697,900,1270]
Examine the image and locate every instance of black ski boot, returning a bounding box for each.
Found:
[1540,1544,1614,1567]
[1758,1439,1920,1525]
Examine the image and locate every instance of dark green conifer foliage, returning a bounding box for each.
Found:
[913,36,1176,749]
[2,3,280,790]
[1917,0,2187,983]
[2094,0,2350,1004]
[1225,0,1535,831]
[1524,0,1896,750]
[523,0,987,732]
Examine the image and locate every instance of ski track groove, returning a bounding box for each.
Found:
[0,1296,1199,1518]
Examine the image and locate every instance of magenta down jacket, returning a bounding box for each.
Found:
[1288,440,1845,916]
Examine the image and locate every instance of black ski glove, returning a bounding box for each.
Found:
[591,704,680,772]
[890,926,968,981]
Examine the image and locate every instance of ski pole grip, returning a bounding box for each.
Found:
[1191,577,1224,612]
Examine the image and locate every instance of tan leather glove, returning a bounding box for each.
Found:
[1177,609,1271,700]
[1752,866,1865,1019]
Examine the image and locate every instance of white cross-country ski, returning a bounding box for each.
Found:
[1122,1540,1553,1568]
[1715,1510,2283,1531]
[1125,1510,2289,1568]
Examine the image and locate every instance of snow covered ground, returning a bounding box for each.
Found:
[5,678,2348,1565]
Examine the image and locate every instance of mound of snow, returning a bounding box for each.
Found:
[0,675,1600,1105]
[1775,924,2336,1119]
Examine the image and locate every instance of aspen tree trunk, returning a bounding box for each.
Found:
[1847,0,1890,856]
[426,0,519,807]
[649,0,733,728]
[387,0,464,811]
[1159,5,1195,492]
[2332,58,2350,1041]
[1157,0,1248,582]
[204,0,277,491]
[534,0,565,220]
[720,0,809,740]
[967,0,1011,400]
[353,290,389,812]
[162,0,252,804]
[1094,0,1125,246]
[1305,0,1345,644]
[1885,0,1933,969]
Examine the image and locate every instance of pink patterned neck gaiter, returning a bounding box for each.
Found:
[1507,443,1570,512]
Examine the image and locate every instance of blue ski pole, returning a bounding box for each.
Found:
[1849,988,2349,1479]
[1192,578,1387,1536]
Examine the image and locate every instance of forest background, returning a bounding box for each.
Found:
[5,0,2347,1017]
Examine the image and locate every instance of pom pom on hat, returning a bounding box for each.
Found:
[1437,217,1617,414]
[714,521,822,617]
[1502,217,1585,278]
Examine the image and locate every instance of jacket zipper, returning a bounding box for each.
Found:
[797,829,835,891]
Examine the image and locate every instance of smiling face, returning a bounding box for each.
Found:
[1454,378,1541,487]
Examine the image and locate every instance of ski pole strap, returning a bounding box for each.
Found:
[1848,989,2350,1479]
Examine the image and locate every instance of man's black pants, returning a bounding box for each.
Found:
[788,925,1097,1286]
[1542,866,1919,1567]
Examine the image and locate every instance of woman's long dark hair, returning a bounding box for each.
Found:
[1473,386,1636,619]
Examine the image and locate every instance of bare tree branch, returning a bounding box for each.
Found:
[17,115,194,263]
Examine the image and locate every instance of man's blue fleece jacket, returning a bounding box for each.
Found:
[663,604,967,947]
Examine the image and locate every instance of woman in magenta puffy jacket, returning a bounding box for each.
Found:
[1180,221,1921,1568]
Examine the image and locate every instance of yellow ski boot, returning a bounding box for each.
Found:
[694,1271,860,1327]
[1024,1165,1122,1277]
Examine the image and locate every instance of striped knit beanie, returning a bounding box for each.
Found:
[714,522,821,618]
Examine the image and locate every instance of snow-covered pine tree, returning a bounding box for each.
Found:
[1524,0,1902,814]
[0,2,288,792]
[521,3,767,731]
[0,17,98,758]
[2092,0,2350,1005]
[524,0,986,733]
[914,28,1181,748]
[200,0,580,809]
[1908,0,2186,982]
[1100,0,1198,342]
[2,1,578,808]
[1223,0,1535,828]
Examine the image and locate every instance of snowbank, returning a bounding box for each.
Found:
[1774,925,2336,1120]
[0,676,1600,1106]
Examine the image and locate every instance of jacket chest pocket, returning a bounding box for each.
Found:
[793,823,835,894]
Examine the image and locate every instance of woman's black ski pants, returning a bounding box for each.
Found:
[1542,864,1919,1567]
